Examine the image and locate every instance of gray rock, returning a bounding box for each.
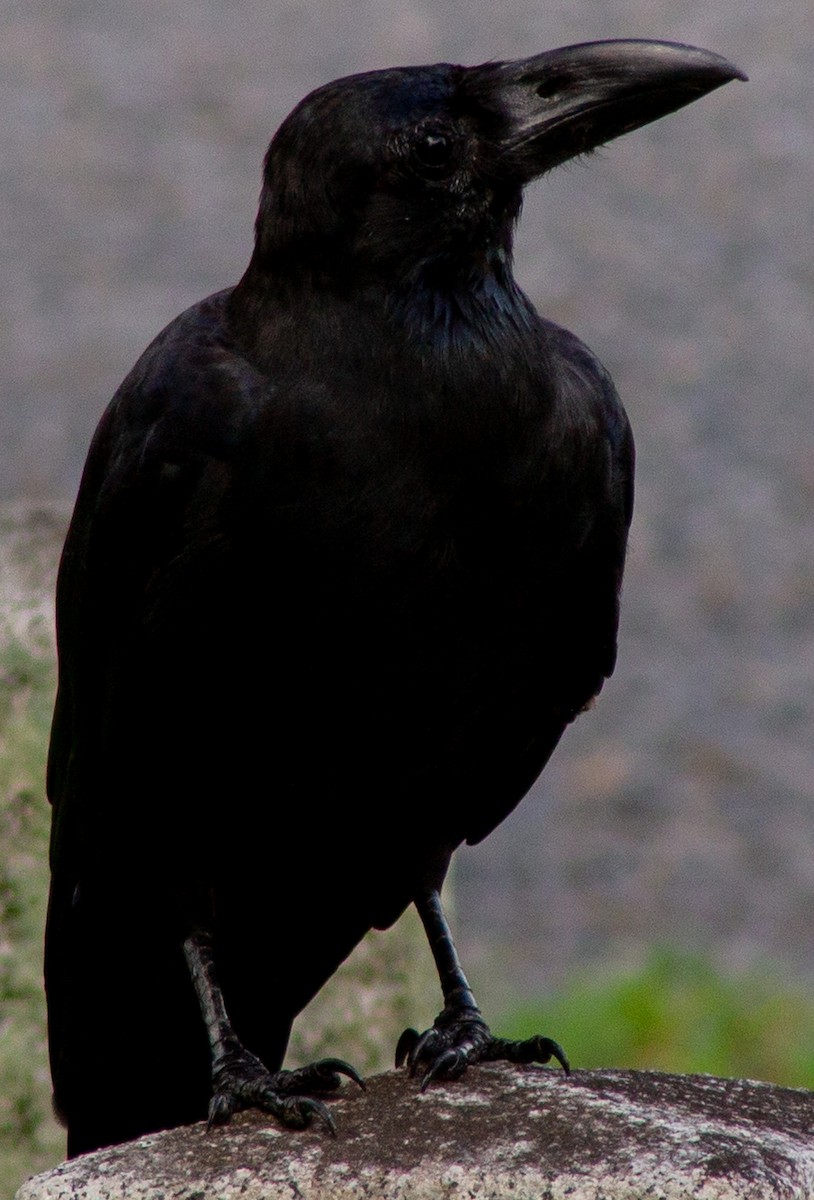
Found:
[15,1065,814,1199]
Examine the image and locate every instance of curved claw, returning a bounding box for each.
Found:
[207,1091,236,1129]
[419,1047,468,1091]
[491,1034,571,1074]
[313,1057,366,1091]
[407,1027,441,1075]
[395,1027,420,1068]
[541,1037,570,1075]
[276,1056,365,1096]
[280,1095,337,1137]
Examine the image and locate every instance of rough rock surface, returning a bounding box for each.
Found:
[16,1065,814,1199]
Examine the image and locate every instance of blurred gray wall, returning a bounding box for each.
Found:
[3,0,813,1000]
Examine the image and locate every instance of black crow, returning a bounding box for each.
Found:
[45,39,744,1155]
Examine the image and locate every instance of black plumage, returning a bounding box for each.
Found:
[45,39,744,1155]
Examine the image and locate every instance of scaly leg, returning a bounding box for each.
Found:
[396,889,569,1089]
[183,931,363,1134]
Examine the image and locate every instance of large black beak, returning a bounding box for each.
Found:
[469,39,746,182]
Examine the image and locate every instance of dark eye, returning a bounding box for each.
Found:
[412,130,455,177]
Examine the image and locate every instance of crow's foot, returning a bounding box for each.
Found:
[396,1006,569,1090]
[208,1048,364,1134]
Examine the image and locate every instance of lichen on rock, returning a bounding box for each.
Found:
[15,1064,814,1200]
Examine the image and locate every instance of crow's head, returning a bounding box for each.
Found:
[251,41,744,284]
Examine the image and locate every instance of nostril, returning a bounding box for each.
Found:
[536,76,566,100]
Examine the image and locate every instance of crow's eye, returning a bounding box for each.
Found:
[411,130,455,178]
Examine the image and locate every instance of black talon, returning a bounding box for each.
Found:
[395,1027,420,1068]
[408,1028,438,1074]
[488,1034,571,1073]
[271,1093,333,1134]
[274,1055,366,1098]
[316,1057,366,1090]
[295,1097,337,1137]
[543,1038,570,1074]
[207,1092,235,1129]
[420,1048,466,1091]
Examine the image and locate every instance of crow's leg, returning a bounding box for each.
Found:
[395,888,569,1089]
[183,931,363,1134]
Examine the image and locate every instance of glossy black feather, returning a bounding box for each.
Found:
[44,42,741,1154]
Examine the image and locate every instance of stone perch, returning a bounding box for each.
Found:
[15,1065,814,1199]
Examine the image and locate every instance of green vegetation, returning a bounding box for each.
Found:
[502,946,814,1088]
[0,640,64,1196]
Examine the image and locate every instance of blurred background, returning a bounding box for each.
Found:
[2,0,813,1190]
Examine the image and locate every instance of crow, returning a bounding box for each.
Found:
[45,39,744,1156]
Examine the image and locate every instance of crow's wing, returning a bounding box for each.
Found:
[45,289,280,1142]
[462,322,634,847]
